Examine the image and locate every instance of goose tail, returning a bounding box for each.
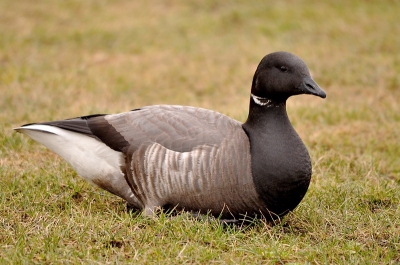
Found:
[14,124,136,204]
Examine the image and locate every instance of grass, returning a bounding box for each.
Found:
[1,0,399,263]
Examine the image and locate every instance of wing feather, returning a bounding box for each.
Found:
[30,105,241,154]
[103,105,242,152]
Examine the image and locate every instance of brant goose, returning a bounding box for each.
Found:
[15,51,326,220]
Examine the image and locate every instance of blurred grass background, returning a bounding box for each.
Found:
[0,0,399,263]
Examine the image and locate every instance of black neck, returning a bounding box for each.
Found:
[242,97,312,218]
[244,97,289,131]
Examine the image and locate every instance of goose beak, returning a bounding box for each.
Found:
[298,76,326,98]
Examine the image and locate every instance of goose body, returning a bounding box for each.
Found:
[15,51,326,220]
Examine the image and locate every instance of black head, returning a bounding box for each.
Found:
[251,51,326,102]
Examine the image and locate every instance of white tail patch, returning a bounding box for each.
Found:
[14,125,136,203]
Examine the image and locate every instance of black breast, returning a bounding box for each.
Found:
[243,103,312,219]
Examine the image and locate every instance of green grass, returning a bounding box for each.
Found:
[1,0,399,263]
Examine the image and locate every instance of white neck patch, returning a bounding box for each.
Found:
[251,94,272,106]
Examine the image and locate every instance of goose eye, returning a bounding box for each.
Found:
[280,66,288,72]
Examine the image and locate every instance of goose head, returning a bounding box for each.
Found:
[251,51,326,105]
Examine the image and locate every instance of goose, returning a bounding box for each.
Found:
[14,51,326,220]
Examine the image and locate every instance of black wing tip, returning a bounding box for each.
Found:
[18,114,108,126]
[19,122,38,127]
[16,115,108,138]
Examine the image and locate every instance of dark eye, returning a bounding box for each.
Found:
[280,66,288,72]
